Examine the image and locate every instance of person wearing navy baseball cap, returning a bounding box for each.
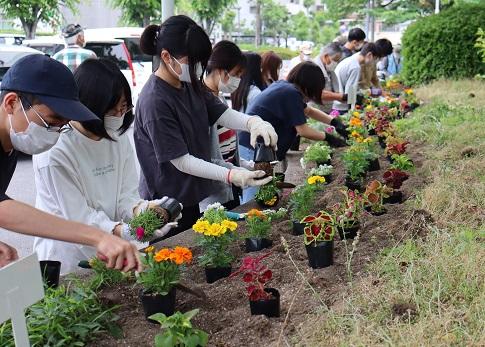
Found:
[0,54,142,273]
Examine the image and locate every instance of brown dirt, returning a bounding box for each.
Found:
[88,141,430,347]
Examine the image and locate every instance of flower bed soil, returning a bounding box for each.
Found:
[88,143,431,347]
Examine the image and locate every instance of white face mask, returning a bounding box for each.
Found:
[326,60,338,72]
[8,102,60,155]
[170,56,203,83]
[104,115,125,134]
[218,71,241,94]
[355,43,364,51]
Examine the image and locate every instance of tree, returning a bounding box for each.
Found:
[110,0,159,27]
[0,0,78,39]
[289,11,311,41]
[220,10,236,39]
[190,0,237,35]
[261,0,289,45]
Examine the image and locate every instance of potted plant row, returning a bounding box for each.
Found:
[300,142,333,169]
[331,188,366,240]
[244,208,286,252]
[300,211,336,269]
[255,177,281,207]
[192,203,238,283]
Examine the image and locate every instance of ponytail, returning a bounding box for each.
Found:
[140,24,160,56]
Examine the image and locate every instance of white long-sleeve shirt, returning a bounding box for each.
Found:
[32,127,143,274]
[333,53,362,111]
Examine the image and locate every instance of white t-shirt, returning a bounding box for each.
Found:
[32,127,143,274]
[333,53,362,111]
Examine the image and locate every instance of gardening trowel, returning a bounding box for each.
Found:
[78,256,208,300]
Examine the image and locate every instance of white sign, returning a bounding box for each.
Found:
[0,253,45,347]
[347,84,358,109]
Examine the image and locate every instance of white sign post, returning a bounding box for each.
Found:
[348,84,358,110]
[0,253,45,347]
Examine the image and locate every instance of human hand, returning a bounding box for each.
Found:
[0,241,18,268]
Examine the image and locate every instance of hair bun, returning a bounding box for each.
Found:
[140,24,160,56]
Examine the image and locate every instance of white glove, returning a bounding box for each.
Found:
[239,159,255,170]
[119,221,179,242]
[228,169,272,188]
[247,116,278,149]
[133,197,169,216]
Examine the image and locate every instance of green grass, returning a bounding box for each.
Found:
[294,79,485,346]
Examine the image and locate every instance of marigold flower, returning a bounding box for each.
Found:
[363,137,373,143]
[154,248,171,262]
[351,130,362,138]
[349,117,362,127]
[172,246,192,264]
[247,209,264,218]
[193,219,210,234]
[209,223,225,236]
[264,196,277,206]
[307,175,326,185]
[221,219,238,231]
[352,111,361,118]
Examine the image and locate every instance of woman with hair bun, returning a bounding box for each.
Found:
[135,16,278,236]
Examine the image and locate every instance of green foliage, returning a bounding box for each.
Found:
[475,28,485,70]
[288,183,320,221]
[245,208,286,238]
[110,0,159,26]
[0,283,120,346]
[0,0,78,38]
[190,0,237,34]
[255,177,280,206]
[196,232,236,267]
[150,309,208,347]
[308,164,334,177]
[129,209,163,242]
[302,142,333,166]
[262,0,290,39]
[88,257,130,290]
[342,147,369,181]
[390,154,415,171]
[220,10,236,35]
[137,250,181,295]
[401,4,485,85]
[289,11,311,41]
[238,44,298,60]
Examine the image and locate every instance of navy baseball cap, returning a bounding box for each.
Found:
[1,54,98,122]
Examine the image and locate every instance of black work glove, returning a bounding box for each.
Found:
[325,132,348,148]
[330,117,349,139]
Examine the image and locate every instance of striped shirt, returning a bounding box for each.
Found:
[53,45,97,72]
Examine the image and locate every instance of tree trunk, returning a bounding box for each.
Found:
[255,0,262,46]
[21,19,38,39]
[143,14,150,27]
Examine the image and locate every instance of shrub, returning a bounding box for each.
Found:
[401,4,485,85]
[238,44,299,60]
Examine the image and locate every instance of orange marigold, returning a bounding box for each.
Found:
[349,117,362,127]
[154,248,171,262]
[171,246,192,264]
[247,208,265,218]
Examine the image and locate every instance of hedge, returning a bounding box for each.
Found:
[401,4,485,85]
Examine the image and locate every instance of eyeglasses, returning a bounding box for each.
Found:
[106,105,134,118]
[21,99,73,134]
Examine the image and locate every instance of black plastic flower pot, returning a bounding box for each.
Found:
[323,174,332,184]
[305,241,334,269]
[249,288,280,317]
[386,155,394,163]
[365,206,387,216]
[337,222,360,240]
[254,141,276,162]
[139,288,176,323]
[316,159,332,167]
[39,261,61,288]
[292,221,305,236]
[256,195,280,208]
[290,136,301,151]
[345,176,363,191]
[384,190,404,204]
[368,128,376,136]
[368,158,380,172]
[378,137,386,149]
[205,266,232,284]
[245,238,273,252]
[159,197,182,222]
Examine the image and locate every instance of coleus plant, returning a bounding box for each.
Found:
[364,180,392,213]
[230,252,273,301]
[300,211,336,245]
[383,169,409,189]
[386,140,410,156]
[331,189,366,229]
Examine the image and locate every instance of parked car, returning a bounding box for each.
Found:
[0,34,25,45]
[23,36,65,56]
[0,45,43,87]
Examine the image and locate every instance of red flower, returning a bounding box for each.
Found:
[136,227,145,240]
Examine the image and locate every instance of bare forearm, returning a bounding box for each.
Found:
[304,106,333,124]
[295,124,326,141]
[0,200,102,247]
[322,90,345,102]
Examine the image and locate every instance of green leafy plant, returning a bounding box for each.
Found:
[288,183,320,221]
[300,211,336,245]
[0,282,121,346]
[390,154,415,171]
[342,146,369,181]
[149,309,208,347]
[308,164,334,177]
[255,178,281,207]
[192,203,238,268]
[245,208,287,239]
[364,180,392,213]
[129,209,164,242]
[401,3,485,84]
[331,189,366,229]
[88,257,130,289]
[301,142,333,168]
[137,246,192,295]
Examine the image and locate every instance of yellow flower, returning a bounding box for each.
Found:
[365,105,373,111]
[193,219,210,234]
[208,223,225,236]
[221,219,238,231]
[351,130,361,138]
[404,88,413,95]
[264,197,277,206]
[349,117,362,127]
[144,246,155,253]
[352,111,360,117]
[307,175,326,185]
[363,137,373,143]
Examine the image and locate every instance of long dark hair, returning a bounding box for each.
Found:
[206,40,246,74]
[231,52,265,112]
[261,51,282,85]
[74,58,133,140]
[140,15,212,94]
[287,61,325,104]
